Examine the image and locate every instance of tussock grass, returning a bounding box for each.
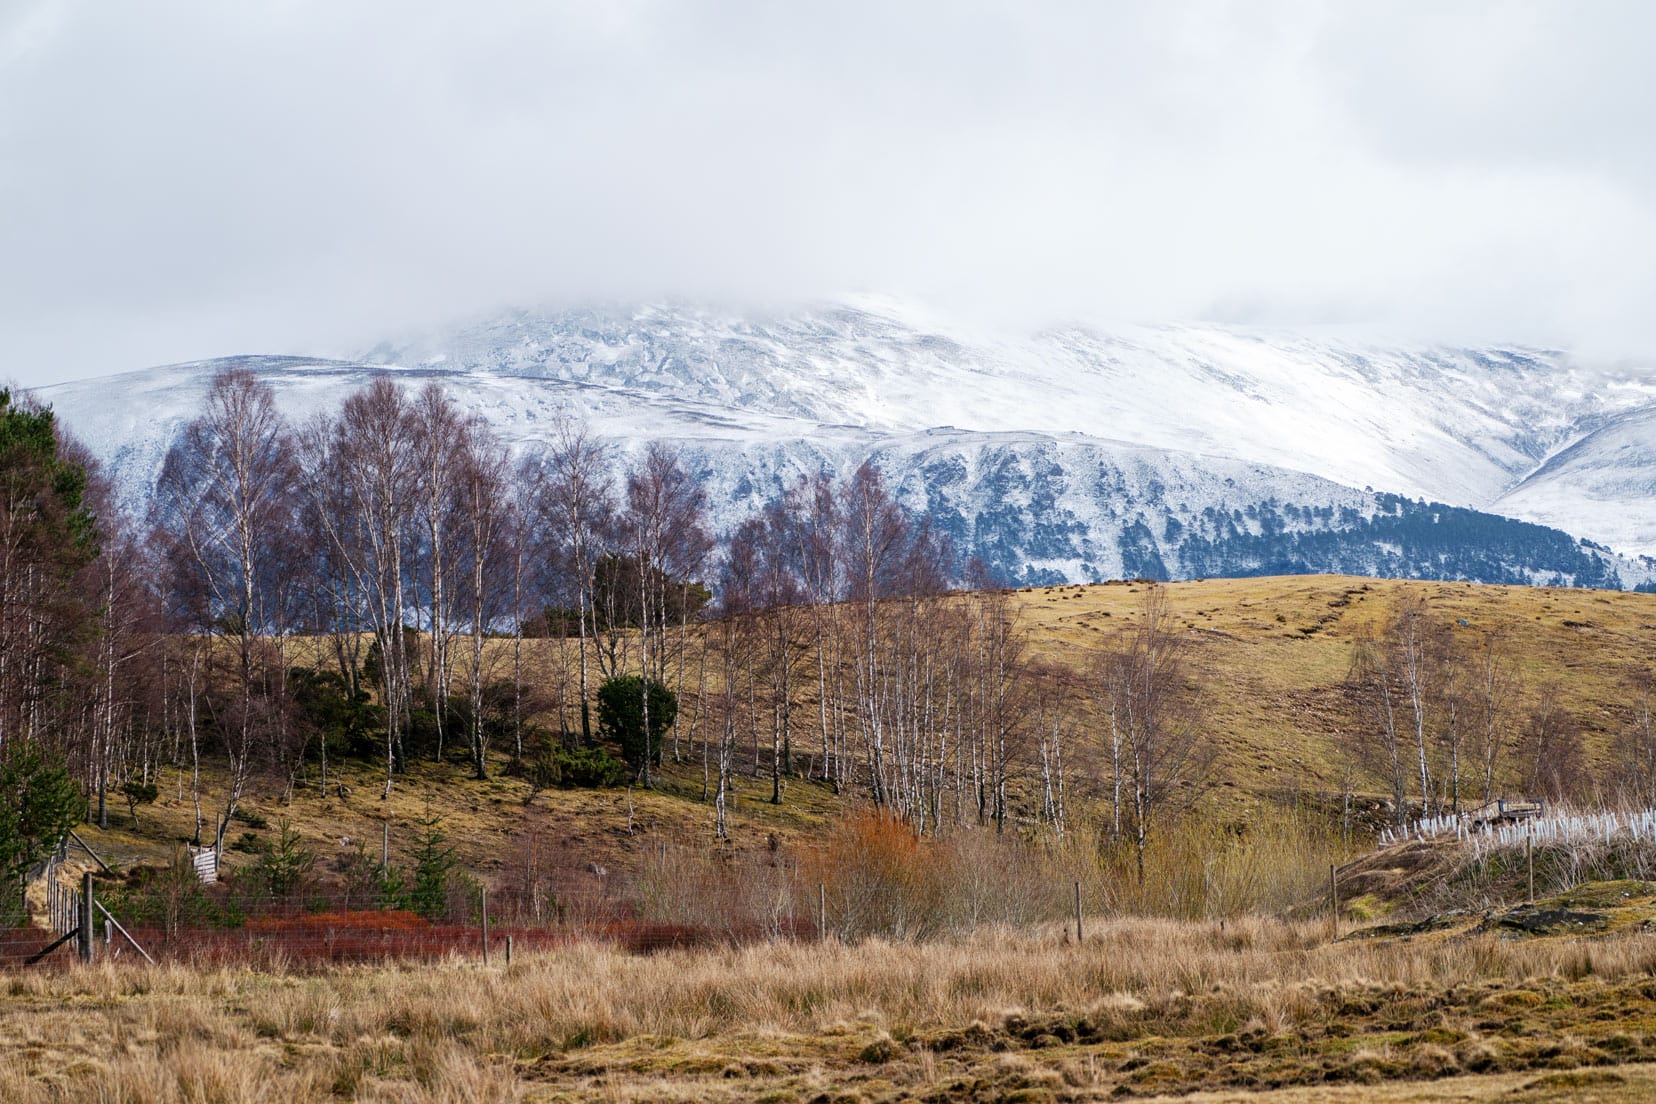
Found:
[12,916,1656,1101]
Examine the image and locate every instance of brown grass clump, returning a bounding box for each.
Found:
[11,915,1656,1101]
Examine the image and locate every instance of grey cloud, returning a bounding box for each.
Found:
[2,0,1654,387]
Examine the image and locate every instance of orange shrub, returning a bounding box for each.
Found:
[806,810,951,941]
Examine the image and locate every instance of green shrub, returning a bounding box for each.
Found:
[229,831,264,855]
[120,780,158,826]
[0,745,85,925]
[337,841,410,912]
[288,665,383,764]
[597,675,677,771]
[106,848,238,934]
[531,744,629,789]
[254,820,316,899]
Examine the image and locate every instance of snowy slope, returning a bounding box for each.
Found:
[362,302,1656,516]
[1493,407,1656,556]
[29,299,1656,586]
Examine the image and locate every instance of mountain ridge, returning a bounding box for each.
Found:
[27,300,1656,588]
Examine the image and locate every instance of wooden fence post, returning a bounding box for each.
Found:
[505,934,513,966]
[818,884,827,942]
[1073,881,1084,944]
[480,888,490,966]
[79,871,95,964]
[1329,864,1339,940]
[1527,836,1535,903]
[382,822,390,873]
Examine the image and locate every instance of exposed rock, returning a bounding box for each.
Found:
[1484,905,1609,936]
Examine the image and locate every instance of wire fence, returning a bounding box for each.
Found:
[9,854,1111,968]
[0,928,71,965]
[7,805,1354,967]
[5,885,832,969]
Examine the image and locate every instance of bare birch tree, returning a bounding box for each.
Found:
[408,383,468,758]
[456,423,512,778]
[524,415,612,744]
[152,367,298,844]
[297,377,416,798]
[1470,629,1520,803]
[840,461,907,806]
[1095,585,1214,882]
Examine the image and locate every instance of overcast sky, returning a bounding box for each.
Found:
[3,1,1655,387]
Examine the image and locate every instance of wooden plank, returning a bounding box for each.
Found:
[189,846,218,884]
[68,831,114,873]
[24,928,78,966]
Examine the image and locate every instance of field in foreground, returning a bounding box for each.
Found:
[11,912,1656,1103]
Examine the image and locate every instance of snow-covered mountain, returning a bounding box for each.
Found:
[1492,406,1656,556]
[29,300,1656,589]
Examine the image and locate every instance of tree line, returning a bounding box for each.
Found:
[18,363,1653,905]
[0,368,1226,887]
[1345,594,1656,822]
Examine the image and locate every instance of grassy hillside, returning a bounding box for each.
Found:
[69,575,1656,891]
[1018,575,1656,796]
[27,576,1656,1103]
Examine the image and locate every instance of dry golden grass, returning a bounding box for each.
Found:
[11,913,1656,1101]
[19,576,1655,1100]
[1016,575,1656,796]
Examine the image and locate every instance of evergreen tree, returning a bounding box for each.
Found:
[0,744,85,924]
[597,675,677,776]
[407,810,458,920]
[0,389,99,747]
